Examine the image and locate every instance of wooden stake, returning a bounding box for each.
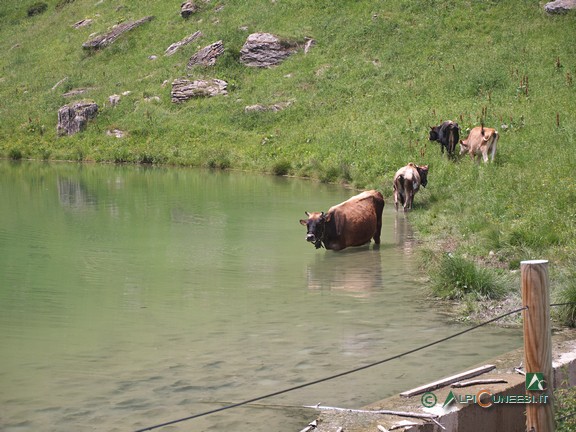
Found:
[521,260,554,432]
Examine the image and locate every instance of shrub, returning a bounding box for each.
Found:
[319,165,340,183]
[27,2,48,17]
[272,160,291,176]
[431,254,506,300]
[8,147,23,160]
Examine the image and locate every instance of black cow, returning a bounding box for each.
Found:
[429,120,460,158]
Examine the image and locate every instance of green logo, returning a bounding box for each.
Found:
[526,373,547,391]
[421,392,437,408]
[443,391,457,408]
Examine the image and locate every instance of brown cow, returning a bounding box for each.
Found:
[393,163,429,212]
[459,125,499,163]
[299,190,384,251]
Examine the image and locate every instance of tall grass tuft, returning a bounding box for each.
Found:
[431,254,506,300]
[555,383,576,432]
[554,276,576,328]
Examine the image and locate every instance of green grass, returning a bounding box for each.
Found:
[1,0,576,312]
[554,274,576,328]
[556,382,576,432]
[431,254,507,300]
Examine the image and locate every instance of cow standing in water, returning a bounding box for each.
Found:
[299,190,384,251]
[393,163,429,212]
[429,120,460,159]
[459,125,499,163]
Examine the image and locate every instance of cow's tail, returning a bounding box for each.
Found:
[447,124,459,157]
[373,191,384,244]
[395,175,406,206]
[480,123,492,143]
[490,131,499,161]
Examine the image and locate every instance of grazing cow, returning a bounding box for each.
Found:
[393,163,429,212]
[459,125,499,163]
[299,190,384,251]
[429,120,460,158]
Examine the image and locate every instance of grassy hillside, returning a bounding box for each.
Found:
[1,0,576,318]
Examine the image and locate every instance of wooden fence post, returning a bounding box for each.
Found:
[521,259,554,432]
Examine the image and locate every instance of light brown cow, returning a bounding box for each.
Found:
[459,126,499,163]
[393,163,429,212]
[299,190,384,251]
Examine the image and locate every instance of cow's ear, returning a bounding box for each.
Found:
[299,219,307,226]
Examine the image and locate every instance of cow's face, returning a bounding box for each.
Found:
[299,211,329,248]
[429,126,440,141]
[417,165,429,188]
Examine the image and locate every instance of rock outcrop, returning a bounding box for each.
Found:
[171,78,228,102]
[545,0,576,13]
[57,101,98,136]
[82,16,154,50]
[239,33,299,68]
[187,40,224,68]
[244,101,292,113]
[72,18,92,29]
[180,1,198,18]
[165,31,203,56]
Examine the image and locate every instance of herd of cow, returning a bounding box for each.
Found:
[299,121,500,251]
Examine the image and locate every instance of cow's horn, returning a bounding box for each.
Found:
[305,211,310,216]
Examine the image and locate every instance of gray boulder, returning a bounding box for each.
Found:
[239,33,299,68]
[171,78,228,102]
[187,40,224,68]
[181,1,198,18]
[82,16,154,50]
[57,101,98,136]
[545,0,576,13]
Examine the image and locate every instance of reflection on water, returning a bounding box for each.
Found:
[0,161,522,432]
[394,212,417,256]
[306,246,383,297]
[57,177,96,209]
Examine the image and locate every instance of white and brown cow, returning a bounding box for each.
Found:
[299,190,384,251]
[459,125,499,163]
[393,163,429,212]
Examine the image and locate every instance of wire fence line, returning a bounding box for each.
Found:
[134,305,546,432]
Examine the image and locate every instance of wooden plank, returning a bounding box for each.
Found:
[304,405,437,419]
[399,364,495,397]
[451,378,507,388]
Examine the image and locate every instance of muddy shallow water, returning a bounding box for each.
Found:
[0,161,522,432]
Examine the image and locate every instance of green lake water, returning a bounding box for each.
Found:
[0,161,522,432]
